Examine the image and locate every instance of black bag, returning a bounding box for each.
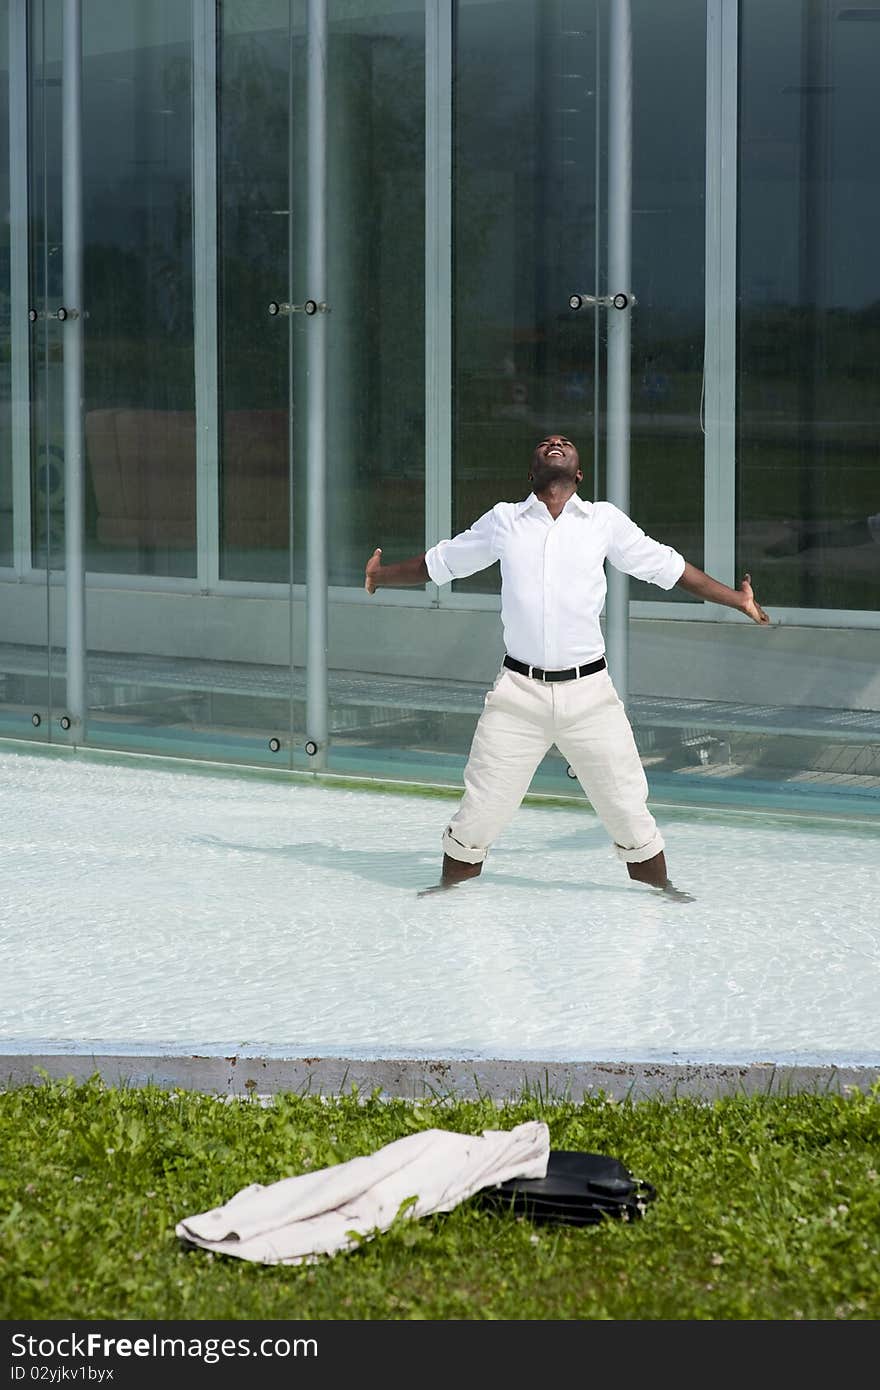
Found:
[477,1150,656,1227]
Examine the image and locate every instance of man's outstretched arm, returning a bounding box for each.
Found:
[676,562,770,624]
[364,547,429,593]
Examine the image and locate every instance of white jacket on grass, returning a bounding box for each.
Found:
[176,1120,550,1265]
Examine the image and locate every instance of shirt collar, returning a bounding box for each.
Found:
[515,491,593,517]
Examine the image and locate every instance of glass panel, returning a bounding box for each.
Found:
[218,0,290,585]
[320,1,425,589]
[29,0,64,583]
[81,0,300,768]
[323,1,611,788]
[627,0,880,822]
[301,1,426,778]
[12,0,64,739]
[81,0,196,578]
[0,2,10,569]
[0,0,52,743]
[453,0,601,596]
[629,0,705,600]
[738,1,880,611]
[220,0,425,588]
[0,0,873,821]
[452,0,705,603]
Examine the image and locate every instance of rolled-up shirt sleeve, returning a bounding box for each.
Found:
[425,508,500,585]
[603,503,685,590]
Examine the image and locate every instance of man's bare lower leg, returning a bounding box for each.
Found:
[441,853,482,886]
[417,853,483,896]
[418,850,693,901]
[626,850,668,888]
[626,850,694,902]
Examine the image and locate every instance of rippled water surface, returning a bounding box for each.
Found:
[1,750,877,1064]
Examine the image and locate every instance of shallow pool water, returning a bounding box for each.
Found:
[1,749,877,1066]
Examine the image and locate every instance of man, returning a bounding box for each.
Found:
[365,433,769,900]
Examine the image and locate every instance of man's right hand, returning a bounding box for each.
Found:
[364,549,429,591]
[365,547,382,594]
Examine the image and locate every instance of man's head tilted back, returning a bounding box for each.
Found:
[529,434,583,488]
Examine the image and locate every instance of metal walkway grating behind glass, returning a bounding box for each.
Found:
[2,642,880,741]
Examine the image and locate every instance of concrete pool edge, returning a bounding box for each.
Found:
[3,1053,878,1102]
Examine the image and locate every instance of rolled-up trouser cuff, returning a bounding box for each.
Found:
[614,830,665,864]
[442,827,488,865]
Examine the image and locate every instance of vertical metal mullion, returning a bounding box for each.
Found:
[605,0,633,704]
[593,0,601,503]
[9,0,30,576]
[305,0,328,765]
[703,0,737,591]
[62,0,86,731]
[425,0,452,596]
[193,0,219,591]
[287,0,296,763]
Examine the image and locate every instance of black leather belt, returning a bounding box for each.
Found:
[503,654,607,682]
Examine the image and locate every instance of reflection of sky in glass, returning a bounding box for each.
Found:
[2,751,877,1064]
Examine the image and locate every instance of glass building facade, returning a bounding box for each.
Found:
[0,0,878,818]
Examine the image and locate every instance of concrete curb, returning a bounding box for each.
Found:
[3,1054,878,1102]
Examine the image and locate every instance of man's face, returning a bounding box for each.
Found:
[530,434,582,486]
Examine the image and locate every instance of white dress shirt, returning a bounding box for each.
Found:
[425,492,685,669]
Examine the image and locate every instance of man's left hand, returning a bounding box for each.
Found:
[365,547,382,595]
[740,573,770,624]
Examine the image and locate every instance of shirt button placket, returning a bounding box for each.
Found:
[543,526,555,667]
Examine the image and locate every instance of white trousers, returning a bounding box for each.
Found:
[442,665,664,866]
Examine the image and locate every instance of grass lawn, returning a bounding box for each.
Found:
[2,1074,878,1321]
